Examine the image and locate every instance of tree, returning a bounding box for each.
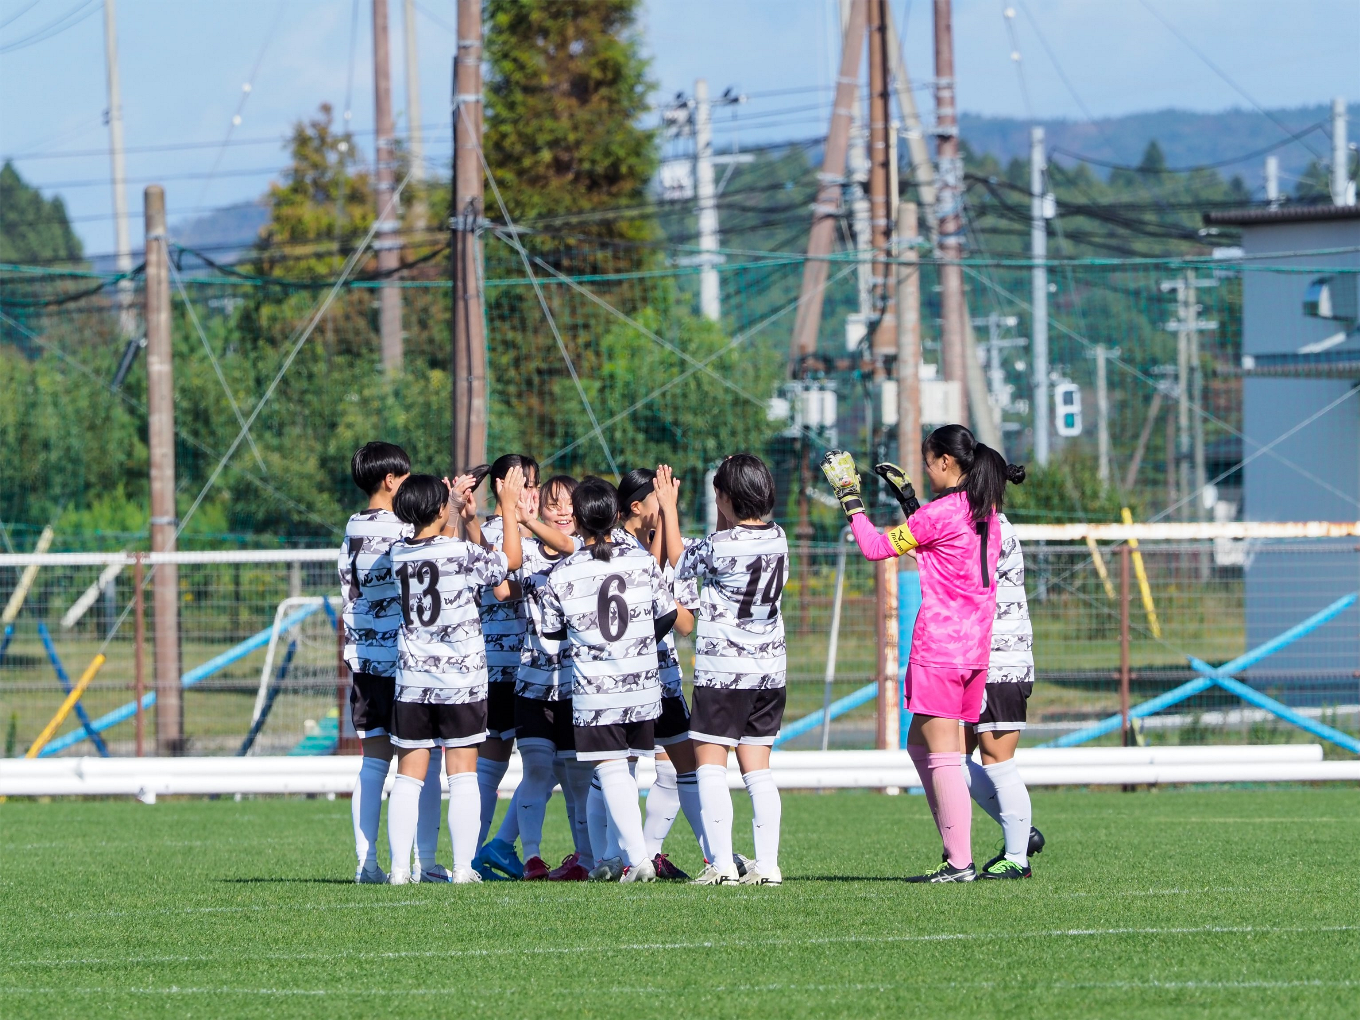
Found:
[0,161,83,266]
[484,0,656,244]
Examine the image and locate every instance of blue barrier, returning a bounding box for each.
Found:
[39,603,326,757]
[1042,592,1359,751]
[898,569,922,749]
[36,622,109,757]
[774,681,878,746]
[0,623,13,666]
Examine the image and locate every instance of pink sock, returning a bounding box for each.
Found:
[926,752,972,869]
[906,744,940,825]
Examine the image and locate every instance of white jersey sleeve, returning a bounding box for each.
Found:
[476,515,529,684]
[517,534,582,701]
[988,514,1034,684]
[338,508,411,677]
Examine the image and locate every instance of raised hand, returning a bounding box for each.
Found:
[873,462,921,517]
[655,463,680,516]
[820,450,865,520]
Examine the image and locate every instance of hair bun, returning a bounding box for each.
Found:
[1005,463,1027,484]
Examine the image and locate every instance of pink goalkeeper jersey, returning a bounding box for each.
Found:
[850,490,1001,669]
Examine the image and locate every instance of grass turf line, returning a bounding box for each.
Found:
[1,787,1358,1019]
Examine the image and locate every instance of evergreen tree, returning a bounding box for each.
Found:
[0,162,83,266]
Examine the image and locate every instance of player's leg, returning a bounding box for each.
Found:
[904,664,979,883]
[735,687,785,886]
[474,682,522,878]
[415,751,449,881]
[349,673,393,883]
[643,750,681,859]
[689,686,744,884]
[515,737,558,878]
[668,739,710,862]
[440,701,489,883]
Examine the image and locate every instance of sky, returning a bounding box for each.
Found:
[1,0,1357,261]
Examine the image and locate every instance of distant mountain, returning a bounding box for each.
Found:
[171,200,269,267]
[958,103,1356,197]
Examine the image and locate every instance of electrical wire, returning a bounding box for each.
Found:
[0,0,98,55]
[1053,121,1329,174]
[0,0,42,31]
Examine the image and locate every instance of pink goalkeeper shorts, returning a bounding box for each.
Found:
[904,661,988,723]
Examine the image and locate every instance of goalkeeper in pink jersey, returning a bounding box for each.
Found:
[821,424,1025,882]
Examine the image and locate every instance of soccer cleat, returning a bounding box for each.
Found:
[418,863,452,883]
[355,862,389,885]
[473,859,513,882]
[873,462,921,517]
[1028,826,1046,857]
[980,856,1031,880]
[588,856,624,882]
[820,451,865,518]
[449,865,483,884]
[619,859,657,884]
[737,864,783,886]
[733,852,752,878]
[388,868,413,886]
[691,862,740,885]
[476,837,524,879]
[522,855,550,881]
[548,852,590,882]
[905,860,976,883]
[652,853,690,881]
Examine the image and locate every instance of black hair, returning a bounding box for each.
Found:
[922,424,1026,523]
[573,476,619,561]
[617,467,656,518]
[392,474,448,531]
[541,474,578,508]
[350,441,410,495]
[488,454,539,505]
[713,453,775,521]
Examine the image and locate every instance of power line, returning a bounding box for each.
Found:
[0,0,99,55]
[0,0,44,32]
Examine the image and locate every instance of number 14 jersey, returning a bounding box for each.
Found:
[678,521,789,690]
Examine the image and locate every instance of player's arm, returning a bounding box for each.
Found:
[521,514,575,555]
[822,450,913,561]
[493,578,523,602]
[655,464,685,569]
[539,580,568,641]
[447,474,484,544]
[672,603,695,637]
[496,466,525,572]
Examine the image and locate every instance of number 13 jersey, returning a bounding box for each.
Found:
[678,522,789,691]
[390,535,510,705]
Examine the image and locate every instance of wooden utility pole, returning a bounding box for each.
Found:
[867,0,894,364]
[144,186,182,756]
[373,0,404,373]
[450,0,487,472]
[789,0,866,370]
[402,0,428,231]
[896,203,922,483]
[933,0,967,426]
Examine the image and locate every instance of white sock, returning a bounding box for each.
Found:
[643,757,681,858]
[516,740,557,862]
[563,758,595,858]
[495,787,522,846]
[965,757,1003,826]
[386,774,422,877]
[553,758,575,841]
[742,768,782,874]
[596,759,646,868]
[696,762,734,870]
[475,757,509,847]
[446,772,481,871]
[415,753,444,872]
[984,759,1032,866]
[587,777,609,864]
[352,755,388,869]
[676,770,710,861]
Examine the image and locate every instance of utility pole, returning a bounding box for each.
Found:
[402,0,427,231]
[1161,271,1217,518]
[1095,345,1110,488]
[883,6,936,242]
[867,0,895,368]
[693,79,720,321]
[896,202,922,483]
[373,0,404,373]
[144,186,181,756]
[1265,154,1280,208]
[933,0,967,427]
[103,0,134,338]
[450,0,486,472]
[1332,96,1353,206]
[1030,125,1050,466]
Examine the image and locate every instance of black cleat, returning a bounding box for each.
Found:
[1028,826,1045,857]
[980,856,1032,879]
[906,860,976,883]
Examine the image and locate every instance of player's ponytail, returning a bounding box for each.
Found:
[923,424,1025,522]
[573,476,619,561]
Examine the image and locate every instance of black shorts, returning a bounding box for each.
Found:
[349,672,395,739]
[487,681,516,740]
[975,681,1032,732]
[574,719,655,762]
[391,699,487,749]
[513,695,575,752]
[689,686,787,747]
[654,694,691,746]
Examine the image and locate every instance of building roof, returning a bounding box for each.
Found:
[1203,204,1360,227]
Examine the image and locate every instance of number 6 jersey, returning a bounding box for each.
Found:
[677,521,789,690]
[537,539,677,727]
[389,534,511,704]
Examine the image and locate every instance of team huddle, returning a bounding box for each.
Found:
[340,422,1043,887]
[340,443,789,884]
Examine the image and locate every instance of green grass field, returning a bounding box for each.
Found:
[3,787,1358,1019]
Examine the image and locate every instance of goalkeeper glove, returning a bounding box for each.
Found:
[820,450,865,519]
[873,462,921,517]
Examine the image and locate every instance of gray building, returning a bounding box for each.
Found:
[1202,205,1360,703]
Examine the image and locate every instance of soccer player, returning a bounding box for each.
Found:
[679,455,789,887]
[821,425,1024,882]
[513,475,595,881]
[471,455,573,880]
[965,509,1045,878]
[385,468,525,885]
[538,476,692,884]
